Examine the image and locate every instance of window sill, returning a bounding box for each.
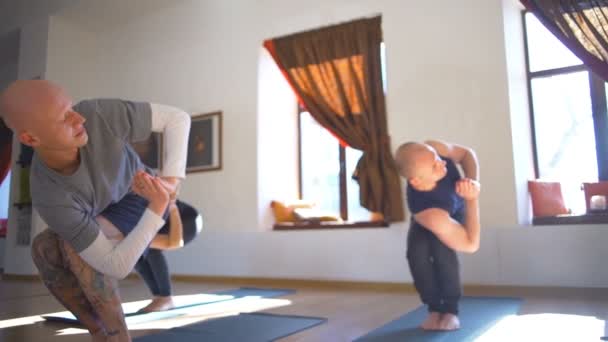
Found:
[273,221,389,230]
[533,212,608,225]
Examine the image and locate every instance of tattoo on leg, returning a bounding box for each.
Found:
[106,329,120,336]
[91,270,118,300]
[60,238,129,337]
[33,231,129,339]
[31,231,106,335]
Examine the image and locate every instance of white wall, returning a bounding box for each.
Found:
[66,0,263,233]
[45,15,106,100]
[257,48,299,229]
[59,0,516,227]
[0,63,18,89]
[0,0,83,35]
[30,0,608,288]
[170,224,608,287]
[383,1,518,227]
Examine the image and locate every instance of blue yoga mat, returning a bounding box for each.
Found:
[355,297,522,342]
[42,287,296,325]
[134,312,327,342]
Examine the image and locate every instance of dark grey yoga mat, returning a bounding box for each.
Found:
[134,312,327,342]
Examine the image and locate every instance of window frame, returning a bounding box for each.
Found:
[273,105,388,230]
[522,11,608,225]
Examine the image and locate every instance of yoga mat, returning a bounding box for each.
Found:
[42,287,296,325]
[355,297,522,342]
[134,312,327,342]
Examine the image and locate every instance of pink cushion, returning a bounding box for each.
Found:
[528,180,569,217]
[582,181,608,212]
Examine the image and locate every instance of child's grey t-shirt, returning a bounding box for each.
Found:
[30,99,152,252]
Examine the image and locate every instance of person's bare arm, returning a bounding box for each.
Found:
[149,202,184,250]
[79,173,169,278]
[426,140,479,181]
[414,179,481,253]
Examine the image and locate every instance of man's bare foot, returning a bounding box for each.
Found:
[138,296,175,313]
[438,313,460,330]
[420,312,441,330]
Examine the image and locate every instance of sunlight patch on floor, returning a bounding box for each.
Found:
[55,296,292,336]
[476,313,605,342]
[49,293,234,321]
[0,315,45,329]
[0,293,283,333]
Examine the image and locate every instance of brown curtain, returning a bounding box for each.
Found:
[522,0,608,81]
[264,16,404,222]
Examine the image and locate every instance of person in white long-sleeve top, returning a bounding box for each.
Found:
[0,80,191,342]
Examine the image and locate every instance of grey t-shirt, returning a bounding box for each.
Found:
[31,99,152,252]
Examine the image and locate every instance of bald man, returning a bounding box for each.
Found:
[0,80,190,342]
[394,140,480,331]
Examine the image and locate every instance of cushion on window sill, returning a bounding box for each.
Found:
[528,180,569,217]
[582,181,608,213]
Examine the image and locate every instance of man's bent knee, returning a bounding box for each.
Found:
[31,230,62,266]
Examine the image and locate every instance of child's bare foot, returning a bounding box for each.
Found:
[438,313,460,330]
[138,296,175,313]
[420,312,441,330]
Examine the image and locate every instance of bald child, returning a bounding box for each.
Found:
[0,80,190,342]
[395,140,481,331]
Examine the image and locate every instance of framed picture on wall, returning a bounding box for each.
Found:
[132,133,163,171]
[186,111,222,173]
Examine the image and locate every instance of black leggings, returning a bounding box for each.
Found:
[135,201,201,297]
[134,249,171,296]
[406,217,462,315]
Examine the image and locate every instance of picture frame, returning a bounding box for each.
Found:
[187,111,223,173]
[132,132,163,171]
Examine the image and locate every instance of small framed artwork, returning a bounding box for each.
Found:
[132,133,163,171]
[187,111,223,173]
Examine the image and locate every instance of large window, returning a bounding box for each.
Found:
[524,12,608,214]
[299,110,370,222]
[297,43,386,223]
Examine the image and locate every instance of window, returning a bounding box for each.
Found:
[523,12,608,215]
[299,110,370,222]
[296,43,386,223]
[0,171,10,221]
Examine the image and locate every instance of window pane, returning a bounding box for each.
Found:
[0,171,10,219]
[346,147,371,222]
[300,112,340,214]
[525,12,582,72]
[531,71,597,213]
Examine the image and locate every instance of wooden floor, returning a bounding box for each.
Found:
[0,276,607,341]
